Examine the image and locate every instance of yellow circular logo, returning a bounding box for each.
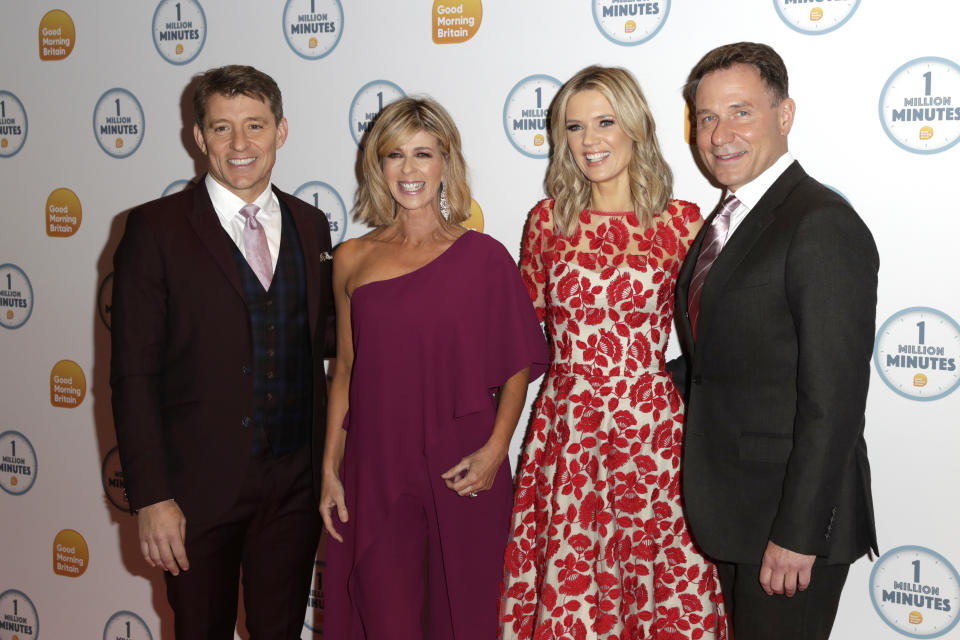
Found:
[463,199,484,232]
[913,373,928,387]
[909,610,924,625]
[432,0,483,44]
[50,360,86,408]
[46,188,82,237]
[53,529,89,577]
[39,9,76,60]
[810,7,823,21]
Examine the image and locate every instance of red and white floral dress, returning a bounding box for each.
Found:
[500,199,727,640]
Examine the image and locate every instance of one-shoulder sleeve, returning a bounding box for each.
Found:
[454,234,550,418]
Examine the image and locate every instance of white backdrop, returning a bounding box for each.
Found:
[2,2,959,639]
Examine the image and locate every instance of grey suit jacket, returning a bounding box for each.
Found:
[674,161,879,565]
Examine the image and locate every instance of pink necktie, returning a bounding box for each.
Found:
[239,203,273,290]
[687,195,739,339]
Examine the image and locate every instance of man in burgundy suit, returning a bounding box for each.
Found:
[110,65,335,639]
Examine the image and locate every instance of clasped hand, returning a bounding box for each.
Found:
[441,444,503,497]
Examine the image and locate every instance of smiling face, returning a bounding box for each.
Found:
[564,89,634,193]
[381,129,446,217]
[694,63,795,192]
[193,92,288,203]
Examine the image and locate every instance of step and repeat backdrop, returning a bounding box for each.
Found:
[2,2,959,639]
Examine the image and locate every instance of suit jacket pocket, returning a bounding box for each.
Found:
[723,278,770,292]
[738,432,792,464]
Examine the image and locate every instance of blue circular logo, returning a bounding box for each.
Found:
[349,79,405,145]
[0,263,35,330]
[161,179,193,197]
[0,589,39,639]
[103,610,153,640]
[879,57,960,155]
[152,0,207,65]
[874,307,960,401]
[592,0,670,46]
[0,90,28,158]
[503,74,561,159]
[294,181,348,245]
[93,88,146,158]
[283,0,344,60]
[0,430,38,496]
[870,545,960,638]
[773,0,860,35]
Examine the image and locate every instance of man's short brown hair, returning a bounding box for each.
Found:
[684,42,789,107]
[193,65,283,127]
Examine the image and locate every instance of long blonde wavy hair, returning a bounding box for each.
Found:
[354,97,470,227]
[546,65,673,237]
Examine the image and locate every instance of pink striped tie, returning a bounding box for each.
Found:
[239,204,273,290]
[687,195,739,339]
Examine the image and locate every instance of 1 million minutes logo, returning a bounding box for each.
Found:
[283,0,344,60]
[0,430,38,496]
[773,0,859,35]
[592,0,669,46]
[152,0,206,65]
[93,88,145,158]
[103,610,152,640]
[349,80,404,145]
[0,263,34,330]
[503,75,561,159]
[880,57,960,154]
[0,589,39,639]
[874,307,960,401]
[0,90,28,157]
[294,181,347,245]
[871,546,960,638]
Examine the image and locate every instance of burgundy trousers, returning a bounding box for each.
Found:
[164,445,321,639]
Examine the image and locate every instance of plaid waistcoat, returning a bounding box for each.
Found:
[229,200,313,456]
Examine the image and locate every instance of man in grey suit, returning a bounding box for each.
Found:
[673,42,879,640]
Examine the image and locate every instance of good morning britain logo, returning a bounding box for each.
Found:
[432,1,482,44]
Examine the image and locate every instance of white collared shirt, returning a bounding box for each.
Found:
[205,174,282,271]
[720,151,794,248]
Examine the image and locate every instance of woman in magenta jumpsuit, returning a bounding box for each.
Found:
[320,97,548,639]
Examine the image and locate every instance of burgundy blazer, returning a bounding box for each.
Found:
[110,180,335,527]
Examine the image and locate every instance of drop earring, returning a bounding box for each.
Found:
[439,181,450,221]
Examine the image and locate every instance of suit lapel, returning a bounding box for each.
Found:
[279,187,322,338]
[695,161,807,345]
[187,179,245,299]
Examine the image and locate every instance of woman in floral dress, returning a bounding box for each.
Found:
[500,66,727,640]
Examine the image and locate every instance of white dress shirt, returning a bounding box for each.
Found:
[205,174,282,272]
[720,151,794,249]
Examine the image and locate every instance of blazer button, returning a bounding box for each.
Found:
[692,375,702,385]
[241,365,251,375]
[266,348,276,358]
[265,371,275,380]
[241,416,252,428]
[266,323,276,332]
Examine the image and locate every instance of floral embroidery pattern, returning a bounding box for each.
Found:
[502,200,727,640]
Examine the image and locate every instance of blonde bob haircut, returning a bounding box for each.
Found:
[354,97,471,227]
[547,65,673,237]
